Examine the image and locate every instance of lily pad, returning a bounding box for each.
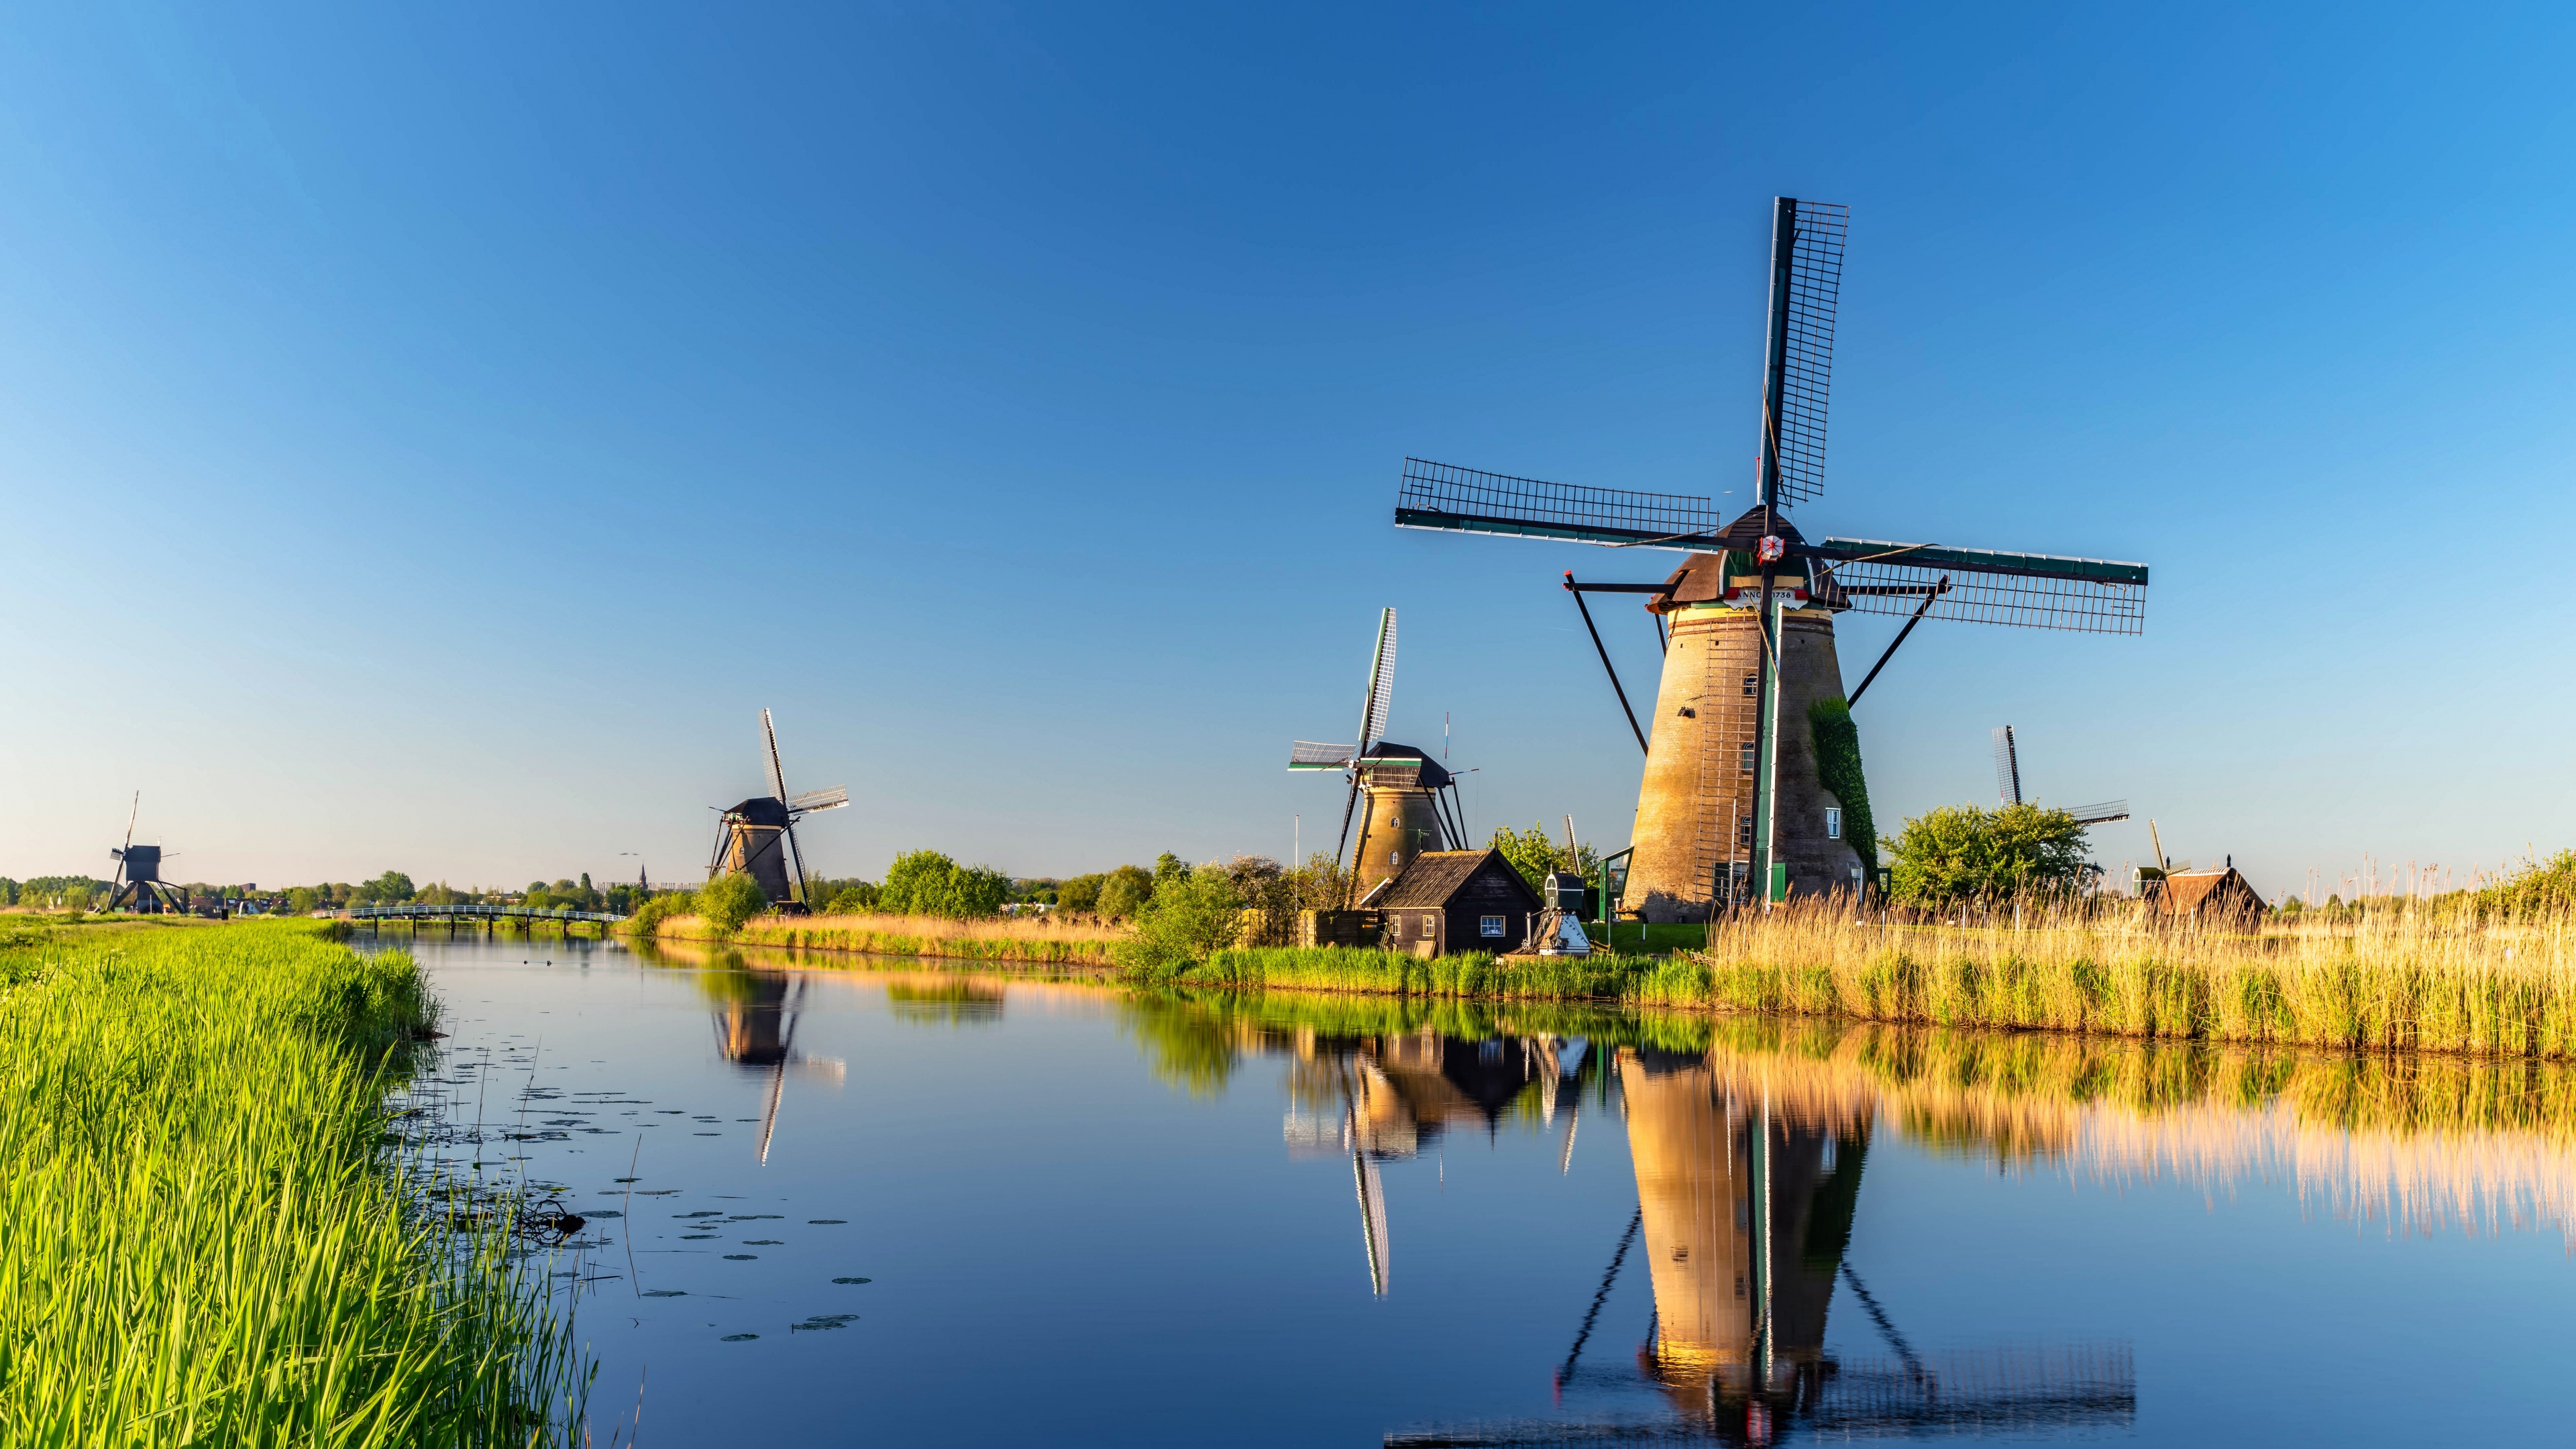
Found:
[831,1277,873,1285]
[641,1289,688,1298]
[720,1333,758,1342]
[723,1254,757,1260]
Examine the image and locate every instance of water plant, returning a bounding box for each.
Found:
[0,922,583,1445]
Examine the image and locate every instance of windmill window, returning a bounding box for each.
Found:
[1826,808,1842,840]
[1742,674,1756,696]
[1480,914,1505,937]
[1737,818,1754,847]
[1739,744,1755,773]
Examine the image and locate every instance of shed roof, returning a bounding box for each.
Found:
[1377,849,1542,910]
[2155,866,2267,916]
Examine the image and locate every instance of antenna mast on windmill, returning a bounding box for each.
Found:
[1395,198,2149,918]
[105,792,182,914]
[1288,608,1470,904]
[708,709,849,914]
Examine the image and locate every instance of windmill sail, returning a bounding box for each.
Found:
[787,786,849,814]
[1994,726,2023,806]
[1358,607,1396,753]
[1758,198,1849,509]
[1813,538,2147,635]
[761,708,790,802]
[1289,741,1357,769]
[1396,458,1729,550]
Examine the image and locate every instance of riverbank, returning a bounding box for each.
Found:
[0,922,581,1444]
[632,908,1123,964]
[635,898,2576,1061]
[1152,903,2576,1060]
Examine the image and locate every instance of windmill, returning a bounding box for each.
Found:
[1395,198,2149,919]
[104,792,183,914]
[1287,608,1472,903]
[707,710,849,914]
[1992,725,2130,825]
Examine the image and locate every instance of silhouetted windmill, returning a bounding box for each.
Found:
[104,792,183,914]
[1397,197,2149,918]
[1288,608,1471,902]
[1992,724,2129,824]
[708,710,848,914]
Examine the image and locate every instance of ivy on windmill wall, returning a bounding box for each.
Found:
[1807,698,1877,876]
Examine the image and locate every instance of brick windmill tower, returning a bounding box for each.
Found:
[1289,608,1472,903]
[1395,199,2149,918]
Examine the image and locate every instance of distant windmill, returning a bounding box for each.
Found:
[1992,725,2129,824]
[1397,197,2149,918]
[1288,609,1471,903]
[708,710,849,914]
[104,792,182,914]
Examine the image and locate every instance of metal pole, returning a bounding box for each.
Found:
[1565,574,1648,755]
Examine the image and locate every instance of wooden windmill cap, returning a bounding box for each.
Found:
[1650,507,1811,612]
[1357,742,1452,789]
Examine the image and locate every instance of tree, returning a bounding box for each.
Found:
[1152,853,1190,891]
[1056,873,1106,914]
[1095,864,1156,920]
[1884,802,2090,907]
[877,850,1011,920]
[1115,863,1248,977]
[286,887,318,915]
[371,871,416,904]
[1487,822,1601,893]
[698,871,768,931]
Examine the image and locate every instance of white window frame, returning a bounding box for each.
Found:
[1825,807,1842,840]
[1479,914,1506,937]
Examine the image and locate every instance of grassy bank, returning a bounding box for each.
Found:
[0,922,582,1445]
[633,909,1122,965]
[1123,901,2576,1061]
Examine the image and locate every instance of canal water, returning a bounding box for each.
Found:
[390,932,2576,1446]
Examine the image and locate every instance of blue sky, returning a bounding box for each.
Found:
[5,3,2573,898]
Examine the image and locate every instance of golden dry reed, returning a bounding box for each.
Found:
[637,909,1122,963]
[1649,898,2576,1059]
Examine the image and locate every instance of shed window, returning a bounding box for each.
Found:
[1480,914,1505,937]
[1825,808,1842,840]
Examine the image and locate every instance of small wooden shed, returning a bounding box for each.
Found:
[2149,866,2268,922]
[1374,849,1545,958]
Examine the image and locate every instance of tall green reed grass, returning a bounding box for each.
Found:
[0,922,584,1446]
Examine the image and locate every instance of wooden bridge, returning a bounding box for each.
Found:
[347,903,626,934]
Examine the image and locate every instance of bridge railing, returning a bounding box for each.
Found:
[347,904,627,924]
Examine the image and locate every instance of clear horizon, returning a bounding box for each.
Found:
[6,4,2573,902]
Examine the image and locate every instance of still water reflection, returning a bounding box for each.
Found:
[388,933,2576,1446]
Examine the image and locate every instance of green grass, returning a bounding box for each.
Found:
[0,922,583,1446]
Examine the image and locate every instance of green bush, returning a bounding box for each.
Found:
[1115,864,1247,978]
[1884,802,2090,906]
[877,850,1012,920]
[697,872,768,932]
[824,885,878,914]
[626,890,696,936]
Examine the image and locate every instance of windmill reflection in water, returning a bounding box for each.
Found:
[700,962,847,1164]
[1280,1026,2137,1446]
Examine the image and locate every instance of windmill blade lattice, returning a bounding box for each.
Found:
[1395,458,1727,550]
[1762,199,1849,508]
[1815,539,2148,635]
[763,709,794,802]
[788,786,849,814]
[1357,608,1396,752]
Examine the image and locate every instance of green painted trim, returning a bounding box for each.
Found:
[1816,537,2148,586]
